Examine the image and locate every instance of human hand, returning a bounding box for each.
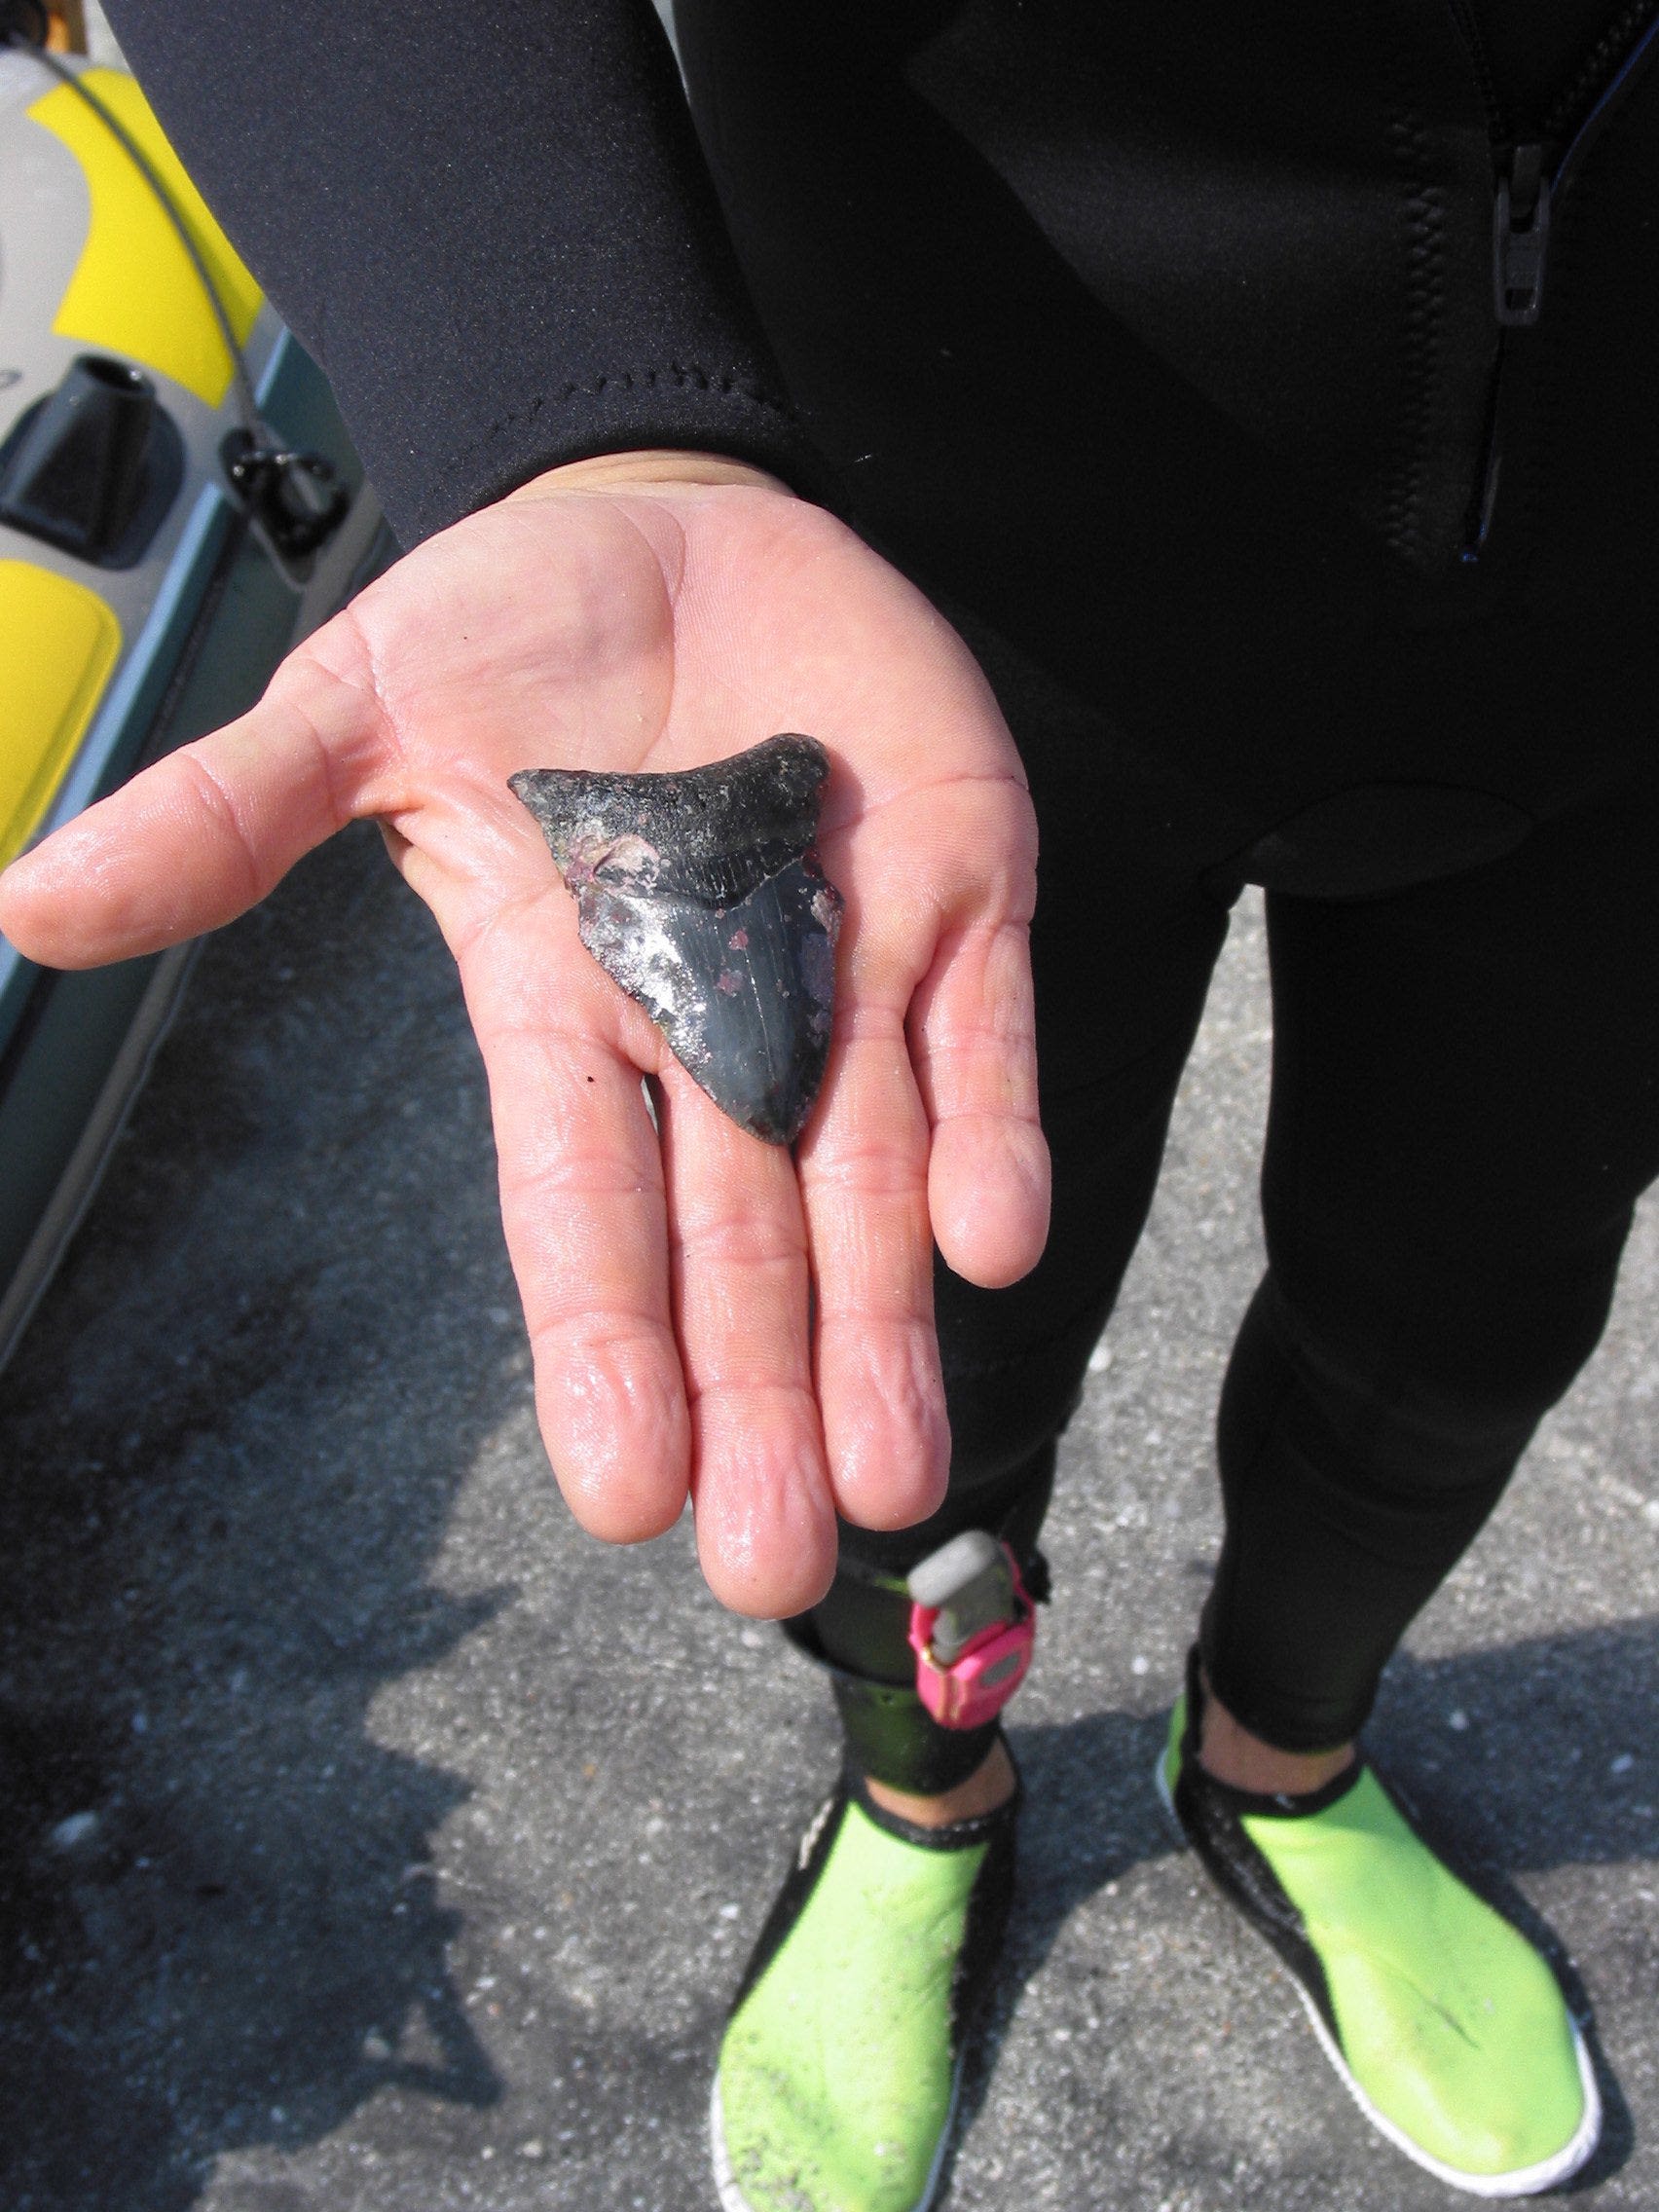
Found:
[0,451,1049,1615]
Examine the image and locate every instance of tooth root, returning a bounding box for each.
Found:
[510,735,843,1145]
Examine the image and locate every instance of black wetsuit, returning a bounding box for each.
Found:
[108,0,1659,1780]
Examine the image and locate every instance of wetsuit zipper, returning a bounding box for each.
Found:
[1448,0,1659,559]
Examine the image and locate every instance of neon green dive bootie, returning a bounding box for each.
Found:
[1159,1652,1600,2196]
[711,1766,1016,2212]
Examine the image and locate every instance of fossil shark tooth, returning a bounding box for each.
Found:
[509,733,843,1145]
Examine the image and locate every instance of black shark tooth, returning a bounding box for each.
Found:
[509,733,843,1145]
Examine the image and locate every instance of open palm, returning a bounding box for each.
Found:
[0,456,1049,1616]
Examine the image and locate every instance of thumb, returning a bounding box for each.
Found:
[0,644,390,970]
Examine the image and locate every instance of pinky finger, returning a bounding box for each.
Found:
[909,919,1051,1287]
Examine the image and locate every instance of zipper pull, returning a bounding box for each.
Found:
[1493,142,1550,324]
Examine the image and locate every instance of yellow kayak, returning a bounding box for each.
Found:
[0,43,389,1369]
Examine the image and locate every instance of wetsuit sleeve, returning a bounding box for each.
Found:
[100,0,839,543]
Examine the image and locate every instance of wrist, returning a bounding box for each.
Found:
[503,447,795,503]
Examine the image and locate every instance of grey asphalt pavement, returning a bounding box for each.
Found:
[2,822,1657,2212]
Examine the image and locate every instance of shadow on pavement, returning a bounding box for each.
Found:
[0,826,516,2210]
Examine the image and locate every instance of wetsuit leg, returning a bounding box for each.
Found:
[1202,776,1659,1751]
[791,611,1235,1789]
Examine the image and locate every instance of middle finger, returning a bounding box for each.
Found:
[654,1068,836,1617]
